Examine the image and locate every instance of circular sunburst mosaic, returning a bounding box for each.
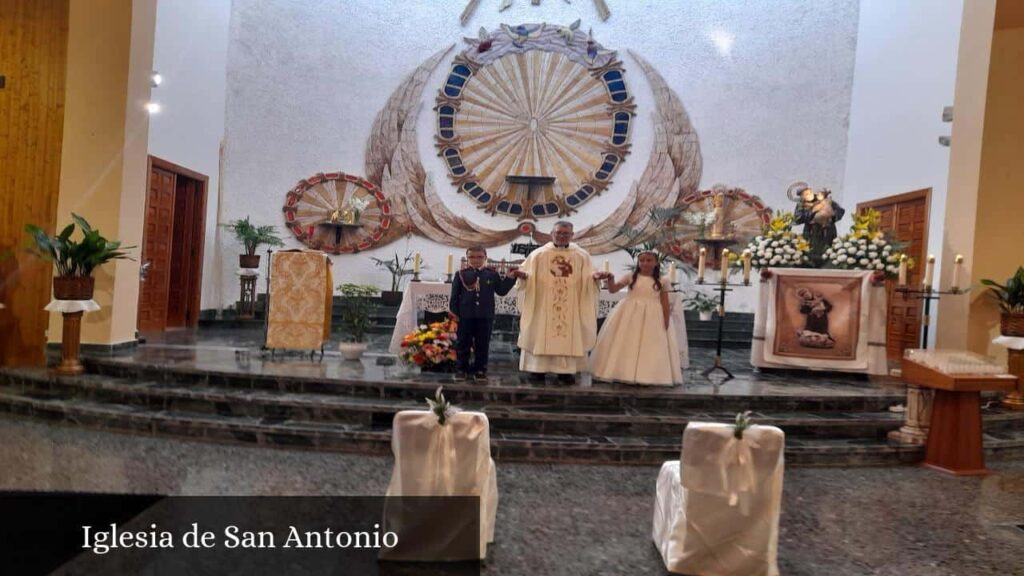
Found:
[282,172,392,254]
[435,25,634,220]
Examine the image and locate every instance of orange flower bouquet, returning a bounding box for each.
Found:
[399,319,458,369]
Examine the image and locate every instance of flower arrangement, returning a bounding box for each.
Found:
[740,212,810,269]
[347,196,371,221]
[425,386,460,426]
[822,209,904,277]
[682,210,717,238]
[399,319,458,367]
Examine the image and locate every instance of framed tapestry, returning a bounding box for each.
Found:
[771,273,862,361]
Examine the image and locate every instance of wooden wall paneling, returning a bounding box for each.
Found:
[0,0,70,366]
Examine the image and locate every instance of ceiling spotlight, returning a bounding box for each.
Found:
[145,102,161,114]
[150,72,162,87]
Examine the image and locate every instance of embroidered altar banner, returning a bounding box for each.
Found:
[265,251,332,351]
[771,272,863,361]
[753,268,886,374]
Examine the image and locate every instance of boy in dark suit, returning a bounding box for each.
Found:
[449,246,517,382]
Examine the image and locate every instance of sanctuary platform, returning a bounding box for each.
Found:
[2,328,1023,467]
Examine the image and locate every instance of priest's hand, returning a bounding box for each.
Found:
[592,271,612,281]
[509,269,528,280]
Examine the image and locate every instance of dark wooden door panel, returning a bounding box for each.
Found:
[859,190,929,360]
[137,166,176,332]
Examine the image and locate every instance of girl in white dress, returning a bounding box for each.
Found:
[590,251,683,386]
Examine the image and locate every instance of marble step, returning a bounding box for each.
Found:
[2,386,1023,467]
[77,359,908,413]
[0,388,912,466]
[0,371,930,440]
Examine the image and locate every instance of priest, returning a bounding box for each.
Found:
[509,221,611,383]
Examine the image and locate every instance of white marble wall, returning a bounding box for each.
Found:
[842,0,964,343]
[148,0,232,311]
[166,0,861,310]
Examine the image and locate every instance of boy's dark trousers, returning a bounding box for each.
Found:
[456,317,495,374]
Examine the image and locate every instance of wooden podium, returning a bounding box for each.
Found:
[902,355,1017,475]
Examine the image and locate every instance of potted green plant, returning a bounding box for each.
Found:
[337,283,379,360]
[981,266,1024,336]
[686,290,718,322]
[25,213,135,300]
[371,252,417,306]
[222,216,284,269]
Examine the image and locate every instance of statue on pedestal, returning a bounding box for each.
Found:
[789,181,845,266]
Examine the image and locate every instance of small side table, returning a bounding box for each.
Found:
[44,299,100,375]
[237,268,259,319]
[993,336,1024,409]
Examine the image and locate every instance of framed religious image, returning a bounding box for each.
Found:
[772,274,863,361]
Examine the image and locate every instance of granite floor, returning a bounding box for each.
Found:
[1,416,1021,575]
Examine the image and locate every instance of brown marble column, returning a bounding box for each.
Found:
[56,311,85,375]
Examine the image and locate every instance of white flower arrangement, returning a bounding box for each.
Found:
[739,212,810,269]
[822,209,904,277]
[347,195,371,214]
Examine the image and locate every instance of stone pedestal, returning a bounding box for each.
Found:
[888,384,933,445]
[56,311,85,375]
[1003,348,1024,410]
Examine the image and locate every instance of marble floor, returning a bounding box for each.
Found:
[1,416,1021,575]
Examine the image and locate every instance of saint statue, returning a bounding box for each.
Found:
[789,182,845,266]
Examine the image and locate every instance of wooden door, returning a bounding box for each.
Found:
[858,189,930,360]
[137,165,176,332]
[166,178,195,328]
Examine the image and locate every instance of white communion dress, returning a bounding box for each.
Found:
[590,274,683,386]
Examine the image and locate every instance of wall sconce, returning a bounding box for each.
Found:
[145,102,161,114]
[150,71,162,87]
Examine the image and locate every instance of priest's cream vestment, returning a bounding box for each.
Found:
[516,242,600,374]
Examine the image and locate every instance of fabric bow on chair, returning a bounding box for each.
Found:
[652,422,785,576]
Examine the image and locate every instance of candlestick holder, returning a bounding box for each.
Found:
[411,271,421,283]
[694,276,752,381]
[894,285,969,349]
[445,272,453,284]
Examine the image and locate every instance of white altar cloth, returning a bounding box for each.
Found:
[750,268,887,375]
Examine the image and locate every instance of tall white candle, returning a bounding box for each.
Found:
[742,249,752,284]
[923,254,935,290]
[898,254,907,286]
[668,261,677,283]
[720,249,730,283]
[446,253,454,275]
[951,254,963,291]
[603,259,610,274]
[413,252,421,274]
[697,248,706,282]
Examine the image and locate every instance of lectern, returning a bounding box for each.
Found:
[902,349,1017,475]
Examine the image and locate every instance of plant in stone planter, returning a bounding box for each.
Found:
[25,213,135,300]
[337,283,379,360]
[371,251,419,306]
[981,266,1024,336]
[686,290,718,321]
[222,216,284,269]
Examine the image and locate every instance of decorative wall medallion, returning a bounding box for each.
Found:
[282,172,392,254]
[362,44,701,254]
[666,186,772,266]
[435,24,634,220]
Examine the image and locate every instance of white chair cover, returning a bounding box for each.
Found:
[653,423,784,576]
[383,410,497,560]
